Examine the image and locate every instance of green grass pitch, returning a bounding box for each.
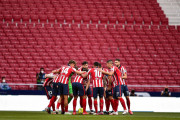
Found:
[0,111,179,120]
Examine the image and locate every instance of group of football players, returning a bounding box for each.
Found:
[43,59,133,115]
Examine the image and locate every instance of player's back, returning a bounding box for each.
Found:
[89,68,104,87]
[113,66,122,77]
[43,78,53,87]
[59,66,76,84]
[119,65,127,85]
[110,66,123,86]
[74,67,90,84]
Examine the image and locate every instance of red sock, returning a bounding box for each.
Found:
[65,105,68,112]
[80,97,83,108]
[61,100,64,112]
[119,97,127,110]
[94,100,98,113]
[57,102,61,109]
[127,98,130,110]
[100,99,103,112]
[73,99,77,112]
[52,103,55,111]
[88,96,92,110]
[110,99,114,111]
[83,98,86,112]
[48,96,56,108]
[105,99,110,112]
[114,99,119,112]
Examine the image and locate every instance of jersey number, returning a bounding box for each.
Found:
[94,69,102,78]
[62,68,69,74]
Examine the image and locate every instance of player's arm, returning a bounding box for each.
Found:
[103,76,107,91]
[85,79,90,91]
[122,72,127,79]
[81,69,91,78]
[107,76,112,90]
[75,70,85,75]
[36,73,39,80]
[52,68,61,74]
[45,73,54,78]
[161,91,164,96]
[81,72,88,78]
[98,68,114,76]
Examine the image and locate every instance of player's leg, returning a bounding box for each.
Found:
[68,80,73,103]
[119,85,128,115]
[98,87,104,115]
[52,101,56,114]
[107,89,114,114]
[109,95,115,112]
[56,97,61,113]
[105,98,110,114]
[68,94,73,103]
[79,84,88,115]
[63,84,71,115]
[110,85,119,115]
[86,86,93,114]
[72,82,78,115]
[64,95,70,114]
[105,90,110,114]
[80,96,83,108]
[124,86,133,115]
[73,95,78,115]
[60,95,65,114]
[93,87,98,114]
[44,86,52,114]
[56,83,62,113]
[46,83,57,114]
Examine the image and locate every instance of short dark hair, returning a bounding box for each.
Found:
[115,59,120,62]
[82,61,88,65]
[68,60,76,65]
[82,68,88,72]
[107,60,113,64]
[40,68,44,70]
[98,63,101,68]
[131,89,135,93]
[94,62,99,67]
[2,77,5,79]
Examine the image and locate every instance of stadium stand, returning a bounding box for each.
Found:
[158,0,180,25]
[0,0,180,92]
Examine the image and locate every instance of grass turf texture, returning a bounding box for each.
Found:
[0,111,179,120]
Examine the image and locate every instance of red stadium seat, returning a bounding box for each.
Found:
[0,0,179,91]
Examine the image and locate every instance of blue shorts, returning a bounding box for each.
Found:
[84,86,92,96]
[93,87,104,99]
[120,85,129,96]
[113,85,120,99]
[72,82,85,96]
[44,86,53,99]
[52,82,59,96]
[58,83,69,95]
[106,89,112,98]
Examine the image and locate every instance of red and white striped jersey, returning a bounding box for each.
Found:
[105,74,115,88]
[110,66,123,86]
[43,78,53,87]
[87,68,106,88]
[118,65,127,85]
[53,66,76,84]
[73,67,90,84]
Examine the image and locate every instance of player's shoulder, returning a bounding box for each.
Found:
[61,65,67,69]
[112,66,117,70]
[78,67,82,71]
[121,65,126,70]
[103,68,108,72]
[70,66,76,71]
[88,68,94,72]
